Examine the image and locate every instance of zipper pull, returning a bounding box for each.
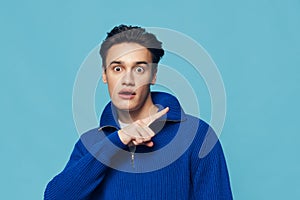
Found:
[130,151,135,168]
[128,142,136,168]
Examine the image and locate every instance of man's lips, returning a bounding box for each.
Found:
[118,89,136,99]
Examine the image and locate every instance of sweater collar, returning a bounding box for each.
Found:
[99,92,186,128]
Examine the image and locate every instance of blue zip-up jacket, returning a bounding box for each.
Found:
[44,92,233,199]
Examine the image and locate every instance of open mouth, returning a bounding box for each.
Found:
[118,90,136,99]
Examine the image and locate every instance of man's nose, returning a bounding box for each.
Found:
[121,71,135,86]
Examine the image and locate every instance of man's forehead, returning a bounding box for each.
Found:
[106,43,152,65]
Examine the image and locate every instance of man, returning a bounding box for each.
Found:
[44,25,233,199]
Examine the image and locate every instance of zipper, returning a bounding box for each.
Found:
[97,118,184,169]
[128,142,136,168]
[98,125,136,168]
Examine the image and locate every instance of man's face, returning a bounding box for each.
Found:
[102,42,156,111]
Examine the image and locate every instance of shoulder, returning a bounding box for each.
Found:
[183,115,221,157]
[183,114,211,140]
[80,127,102,143]
[75,128,105,152]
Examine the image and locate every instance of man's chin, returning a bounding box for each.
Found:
[112,103,139,112]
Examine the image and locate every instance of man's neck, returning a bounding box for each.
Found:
[117,96,158,124]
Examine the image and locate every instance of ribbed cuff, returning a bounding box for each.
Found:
[107,131,127,149]
[89,131,127,165]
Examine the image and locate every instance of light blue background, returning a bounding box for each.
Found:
[1,0,299,199]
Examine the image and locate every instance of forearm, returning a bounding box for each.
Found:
[190,124,233,200]
[44,131,127,200]
[44,152,107,200]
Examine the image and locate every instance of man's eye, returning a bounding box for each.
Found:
[135,67,145,73]
[113,66,122,72]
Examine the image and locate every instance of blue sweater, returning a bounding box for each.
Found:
[44,92,233,200]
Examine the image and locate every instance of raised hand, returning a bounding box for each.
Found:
[118,107,169,147]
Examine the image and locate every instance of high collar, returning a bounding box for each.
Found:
[99,92,186,128]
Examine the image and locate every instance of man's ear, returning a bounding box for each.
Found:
[150,69,157,85]
[102,68,107,83]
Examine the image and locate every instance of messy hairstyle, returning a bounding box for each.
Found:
[99,24,165,69]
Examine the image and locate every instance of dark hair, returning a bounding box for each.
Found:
[100,24,165,68]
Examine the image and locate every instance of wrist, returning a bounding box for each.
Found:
[117,130,131,145]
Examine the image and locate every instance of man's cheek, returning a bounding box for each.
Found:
[136,80,151,88]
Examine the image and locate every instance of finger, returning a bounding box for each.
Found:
[141,125,156,137]
[132,140,154,147]
[143,141,154,147]
[121,123,146,139]
[118,130,133,145]
[136,120,156,137]
[136,126,152,142]
[120,129,136,140]
[144,107,169,126]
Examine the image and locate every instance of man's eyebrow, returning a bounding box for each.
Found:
[108,61,150,66]
[109,61,122,66]
[135,61,149,65]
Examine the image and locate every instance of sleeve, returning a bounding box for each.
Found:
[44,130,127,200]
[190,125,233,200]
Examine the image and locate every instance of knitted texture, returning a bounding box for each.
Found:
[44,92,233,200]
